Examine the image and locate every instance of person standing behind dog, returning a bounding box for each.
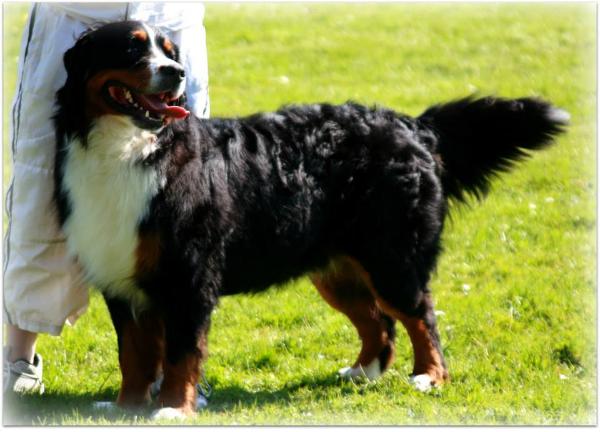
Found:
[3,2,210,394]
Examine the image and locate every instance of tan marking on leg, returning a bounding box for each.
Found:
[158,351,201,416]
[377,297,448,385]
[132,29,148,42]
[336,258,448,386]
[117,315,164,407]
[163,38,174,54]
[135,232,161,277]
[311,257,395,376]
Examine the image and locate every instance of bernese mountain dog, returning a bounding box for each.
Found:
[53,21,567,418]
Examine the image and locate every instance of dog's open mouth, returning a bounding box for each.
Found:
[104,81,189,128]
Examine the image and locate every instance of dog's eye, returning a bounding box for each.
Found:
[156,35,176,60]
[163,49,176,61]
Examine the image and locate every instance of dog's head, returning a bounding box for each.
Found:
[57,20,190,133]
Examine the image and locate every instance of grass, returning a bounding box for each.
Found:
[2,2,596,426]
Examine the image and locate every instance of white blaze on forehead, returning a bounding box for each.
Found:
[143,23,186,97]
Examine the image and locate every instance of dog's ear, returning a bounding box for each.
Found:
[63,46,79,77]
[63,30,93,79]
[56,30,95,141]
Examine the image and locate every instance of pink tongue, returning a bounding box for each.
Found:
[135,94,189,120]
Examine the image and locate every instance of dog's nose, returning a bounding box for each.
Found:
[159,65,185,79]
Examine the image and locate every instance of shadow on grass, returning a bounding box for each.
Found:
[3,371,357,425]
[205,371,355,413]
[3,388,131,425]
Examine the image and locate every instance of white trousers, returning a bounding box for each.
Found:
[4,3,210,335]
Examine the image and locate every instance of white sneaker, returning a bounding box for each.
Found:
[3,352,45,395]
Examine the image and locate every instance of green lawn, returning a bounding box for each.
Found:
[3,2,596,425]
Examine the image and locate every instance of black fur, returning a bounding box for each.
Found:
[101,99,563,363]
[53,21,567,400]
[418,96,567,201]
[136,103,454,362]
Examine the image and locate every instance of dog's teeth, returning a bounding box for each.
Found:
[145,111,150,118]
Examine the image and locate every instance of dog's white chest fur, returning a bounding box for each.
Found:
[61,116,160,306]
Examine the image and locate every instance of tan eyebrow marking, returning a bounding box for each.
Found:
[163,38,173,53]
[132,29,148,42]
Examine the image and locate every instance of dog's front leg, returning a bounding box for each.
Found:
[104,297,165,408]
[152,308,212,419]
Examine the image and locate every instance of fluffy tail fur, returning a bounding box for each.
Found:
[418,96,568,201]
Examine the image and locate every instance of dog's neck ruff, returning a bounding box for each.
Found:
[61,115,161,308]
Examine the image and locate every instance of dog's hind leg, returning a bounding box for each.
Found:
[311,257,396,381]
[104,297,165,407]
[379,293,448,391]
[357,259,449,392]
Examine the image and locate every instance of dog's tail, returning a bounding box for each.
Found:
[417,96,568,201]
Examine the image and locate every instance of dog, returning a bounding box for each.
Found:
[52,21,567,418]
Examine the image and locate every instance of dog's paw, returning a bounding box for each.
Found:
[150,407,187,420]
[338,359,381,381]
[409,374,438,392]
[150,376,209,410]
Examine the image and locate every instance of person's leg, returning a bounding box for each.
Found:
[6,326,37,363]
[3,4,91,393]
[4,328,44,395]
